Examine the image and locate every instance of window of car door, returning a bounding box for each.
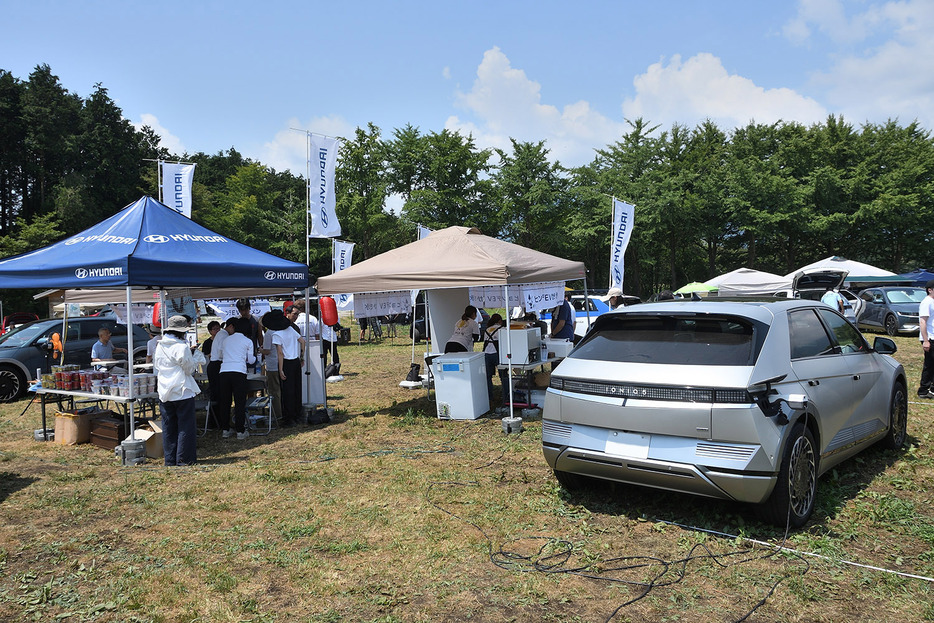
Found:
[789,309,836,359]
[816,308,868,354]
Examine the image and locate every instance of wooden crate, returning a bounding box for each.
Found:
[89,415,125,451]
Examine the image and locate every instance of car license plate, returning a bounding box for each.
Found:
[604,432,650,459]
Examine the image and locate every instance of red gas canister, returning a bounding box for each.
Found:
[151,302,162,328]
[320,296,339,326]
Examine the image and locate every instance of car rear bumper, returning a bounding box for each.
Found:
[542,419,777,504]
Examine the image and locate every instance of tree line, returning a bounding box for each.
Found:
[2,64,933,313]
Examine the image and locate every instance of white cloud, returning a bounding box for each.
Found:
[446,46,624,166]
[259,115,354,175]
[622,53,828,130]
[442,66,451,80]
[133,113,185,155]
[788,0,934,127]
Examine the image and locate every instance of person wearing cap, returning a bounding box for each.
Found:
[607,287,624,310]
[152,315,204,466]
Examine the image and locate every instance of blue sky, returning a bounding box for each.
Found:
[2,0,932,174]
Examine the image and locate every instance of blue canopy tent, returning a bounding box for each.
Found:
[896,269,934,288]
[0,196,308,290]
[0,196,310,434]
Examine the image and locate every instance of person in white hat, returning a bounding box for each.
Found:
[152,315,204,465]
[607,287,624,310]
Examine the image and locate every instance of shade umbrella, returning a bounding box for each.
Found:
[674,282,717,294]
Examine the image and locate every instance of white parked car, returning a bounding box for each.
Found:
[542,299,908,527]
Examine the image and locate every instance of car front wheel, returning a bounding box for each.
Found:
[0,365,26,402]
[757,423,817,528]
[882,381,908,450]
[884,314,899,336]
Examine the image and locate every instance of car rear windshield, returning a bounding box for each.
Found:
[570,314,766,366]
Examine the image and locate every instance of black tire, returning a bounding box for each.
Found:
[882,381,908,450]
[553,469,592,492]
[757,423,817,528]
[0,365,26,402]
[884,314,899,336]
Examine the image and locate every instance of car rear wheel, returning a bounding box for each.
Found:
[882,381,908,450]
[0,365,26,402]
[884,314,899,336]
[553,469,592,492]
[757,423,817,528]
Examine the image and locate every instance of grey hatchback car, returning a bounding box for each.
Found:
[543,299,908,527]
[0,317,150,402]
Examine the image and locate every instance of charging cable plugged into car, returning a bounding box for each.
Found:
[747,374,808,426]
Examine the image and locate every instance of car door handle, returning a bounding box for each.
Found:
[853,375,861,381]
[808,380,820,386]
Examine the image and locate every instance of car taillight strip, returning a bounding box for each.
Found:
[550,378,751,404]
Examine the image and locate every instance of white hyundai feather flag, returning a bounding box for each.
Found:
[333,240,355,311]
[610,198,635,290]
[161,162,196,218]
[309,135,341,238]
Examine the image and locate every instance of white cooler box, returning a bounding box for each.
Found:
[431,352,489,420]
[542,337,574,358]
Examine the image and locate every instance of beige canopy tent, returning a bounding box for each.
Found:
[315,226,587,424]
[315,226,586,294]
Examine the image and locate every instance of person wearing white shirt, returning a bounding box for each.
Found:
[216,317,256,440]
[152,315,204,465]
[918,280,934,398]
[272,319,304,426]
[260,311,287,427]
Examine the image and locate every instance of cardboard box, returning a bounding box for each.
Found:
[54,411,92,445]
[127,421,163,460]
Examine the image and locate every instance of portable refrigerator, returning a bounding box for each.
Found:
[431,352,489,420]
[497,327,542,366]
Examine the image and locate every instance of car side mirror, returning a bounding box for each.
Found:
[873,337,898,355]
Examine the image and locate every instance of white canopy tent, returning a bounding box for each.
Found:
[784,256,895,279]
[705,268,792,296]
[315,226,587,422]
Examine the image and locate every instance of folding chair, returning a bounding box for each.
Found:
[244,375,275,435]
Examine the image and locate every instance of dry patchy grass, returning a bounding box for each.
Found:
[0,332,932,622]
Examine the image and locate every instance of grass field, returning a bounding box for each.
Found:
[0,330,933,622]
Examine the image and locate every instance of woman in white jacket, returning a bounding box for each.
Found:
[153,315,205,466]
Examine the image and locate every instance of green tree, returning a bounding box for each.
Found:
[492,139,568,253]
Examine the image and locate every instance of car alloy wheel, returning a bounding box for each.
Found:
[787,431,817,521]
[884,314,899,336]
[883,382,908,450]
[0,366,25,402]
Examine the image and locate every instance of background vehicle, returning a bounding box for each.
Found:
[541,292,641,338]
[0,317,150,401]
[542,299,907,528]
[857,287,925,336]
[1,312,39,335]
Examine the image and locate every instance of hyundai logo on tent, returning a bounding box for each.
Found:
[0,196,310,289]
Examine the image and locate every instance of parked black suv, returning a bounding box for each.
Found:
[0,317,150,401]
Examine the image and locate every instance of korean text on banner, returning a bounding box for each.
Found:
[610,199,635,290]
[161,163,196,218]
[333,241,355,311]
[309,135,341,238]
[111,304,153,326]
